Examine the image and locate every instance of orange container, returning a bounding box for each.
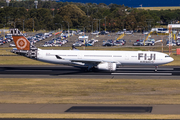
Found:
[177,48,180,55]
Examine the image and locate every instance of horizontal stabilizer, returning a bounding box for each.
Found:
[10,28,23,36]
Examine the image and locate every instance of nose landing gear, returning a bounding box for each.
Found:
[155,66,158,72]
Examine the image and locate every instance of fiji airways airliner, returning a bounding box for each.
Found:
[10,28,174,71]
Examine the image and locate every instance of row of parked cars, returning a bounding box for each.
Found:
[133,39,155,46]
[103,39,126,46]
[42,37,68,47]
[116,30,134,35]
[0,34,13,46]
[91,30,134,35]
[27,32,52,44]
[9,32,53,47]
[91,31,109,35]
[41,32,70,47]
[133,38,180,46]
[73,39,98,47]
[166,39,180,46]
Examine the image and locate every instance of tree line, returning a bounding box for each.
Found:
[0,1,180,32]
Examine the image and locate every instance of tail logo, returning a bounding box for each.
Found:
[16,38,27,49]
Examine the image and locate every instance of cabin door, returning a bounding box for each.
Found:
[78,53,83,59]
[125,54,129,60]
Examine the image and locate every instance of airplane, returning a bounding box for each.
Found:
[10,28,174,71]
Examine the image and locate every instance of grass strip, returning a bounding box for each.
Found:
[0,78,180,104]
[137,6,180,10]
[0,114,180,119]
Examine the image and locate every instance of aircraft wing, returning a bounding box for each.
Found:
[55,55,116,63]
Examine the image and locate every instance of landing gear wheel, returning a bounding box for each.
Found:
[155,66,158,72]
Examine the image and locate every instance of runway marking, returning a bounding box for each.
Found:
[116,68,173,70]
[65,106,152,113]
[6,70,52,71]
[111,73,172,75]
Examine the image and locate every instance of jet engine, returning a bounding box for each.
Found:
[97,62,116,71]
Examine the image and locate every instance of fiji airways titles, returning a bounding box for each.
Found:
[138,53,155,63]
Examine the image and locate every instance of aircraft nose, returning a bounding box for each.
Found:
[170,57,174,62]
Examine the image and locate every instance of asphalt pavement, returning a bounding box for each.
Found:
[0,65,179,79]
[1,104,180,114]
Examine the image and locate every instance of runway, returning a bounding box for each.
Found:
[0,65,180,79]
[0,65,180,116]
[0,104,180,114]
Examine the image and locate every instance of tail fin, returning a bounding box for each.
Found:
[10,28,30,51]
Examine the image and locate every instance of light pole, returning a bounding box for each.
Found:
[91,21,94,32]
[99,19,100,32]
[60,24,62,31]
[62,21,69,37]
[96,19,98,31]
[32,18,34,32]
[14,20,21,28]
[93,18,98,32]
[67,22,69,35]
[3,24,5,40]
[78,26,86,35]
[104,17,106,32]
[55,23,62,31]
[161,36,167,52]
[23,20,24,34]
[91,19,97,33]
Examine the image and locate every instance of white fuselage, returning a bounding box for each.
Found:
[36,49,174,67]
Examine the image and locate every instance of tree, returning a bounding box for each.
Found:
[36,8,53,30]
[57,4,87,29]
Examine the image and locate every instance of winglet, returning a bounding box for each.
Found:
[10,28,30,51]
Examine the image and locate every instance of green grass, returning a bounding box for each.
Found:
[0,78,180,104]
[0,113,180,119]
[164,53,180,66]
[0,56,52,65]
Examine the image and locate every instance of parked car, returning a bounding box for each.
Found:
[166,40,176,46]
[124,31,133,35]
[91,31,99,35]
[133,40,144,46]
[143,31,149,35]
[73,41,82,47]
[9,43,16,47]
[53,43,62,47]
[86,40,95,46]
[116,31,124,35]
[42,44,53,47]
[99,31,108,35]
[91,39,98,43]
[144,40,155,46]
[114,39,126,46]
[103,42,113,46]
[0,42,3,45]
[103,39,114,46]
[176,39,180,46]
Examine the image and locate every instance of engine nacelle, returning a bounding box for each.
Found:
[97,62,116,71]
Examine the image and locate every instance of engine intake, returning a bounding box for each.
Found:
[97,62,116,71]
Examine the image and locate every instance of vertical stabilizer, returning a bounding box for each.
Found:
[10,28,30,51]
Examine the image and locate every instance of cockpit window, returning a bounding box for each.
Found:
[165,55,170,57]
